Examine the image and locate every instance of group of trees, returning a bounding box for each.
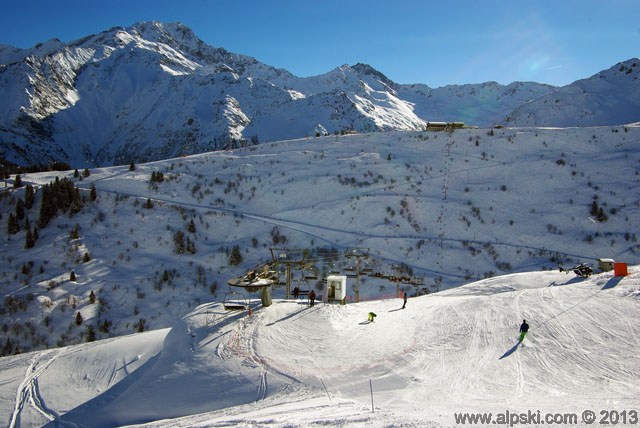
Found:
[173,230,196,254]
[38,177,86,228]
[590,199,609,222]
[150,171,164,183]
[0,161,71,177]
[7,183,39,248]
[6,174,93,250]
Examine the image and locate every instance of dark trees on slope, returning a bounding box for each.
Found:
[38,177,85,228]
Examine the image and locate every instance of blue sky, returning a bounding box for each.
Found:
[1,0,638,88]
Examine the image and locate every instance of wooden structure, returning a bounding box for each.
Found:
[426,121,465,131]
[597,258,615,272]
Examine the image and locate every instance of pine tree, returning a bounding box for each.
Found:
[129,161,136,171]
[187,218,196,233]
[24,184,35,209]
[100,319,112,333]
[75,311,83,326]
[70,271,77,281]
[2,337,12,356]
[38,183,56,228]
[15,198,25,220]
[25,226,35,249]
[90,184,97,201]
[187,237,196,254]
[174,231,186,254]
[86,325,96,342]
[13,174,22,188]
[89,290,96,304]
[7,213,20,234]
[229,245,243,265]
[145,198,154,209]
[69,188,83,215]
[597,207,608,222]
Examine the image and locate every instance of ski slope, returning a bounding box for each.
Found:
[2,126,639,362]
[1,267,638,427]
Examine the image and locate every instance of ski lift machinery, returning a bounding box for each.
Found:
[226,263,276,308]
[345,247,369,303]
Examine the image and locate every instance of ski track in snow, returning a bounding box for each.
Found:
[0,270,638,427]
[511,291,525,404]
[8,350,60,428]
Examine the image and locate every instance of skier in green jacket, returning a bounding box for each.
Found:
[519,320,529,342]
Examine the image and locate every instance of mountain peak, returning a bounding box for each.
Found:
[0,22,638,167]
[351,62,394,86]
[127,21,201,50]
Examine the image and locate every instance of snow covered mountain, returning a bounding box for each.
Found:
[2,21,636,168]
[397,80,555,128]
[0,21,428,167]
[505,59,640,127]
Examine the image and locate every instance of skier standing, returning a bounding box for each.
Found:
[309,290,316,307]
[402,290,408,309]
[519,320,529,342]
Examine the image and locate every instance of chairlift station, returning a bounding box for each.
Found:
[225,246,427,312]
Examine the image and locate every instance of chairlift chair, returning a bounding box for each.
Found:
[304,269,318,280]
[223,290,248,311]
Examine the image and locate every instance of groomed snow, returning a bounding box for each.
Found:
[1,268,638,427]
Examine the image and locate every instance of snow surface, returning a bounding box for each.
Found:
[1,126,639,360]
[1,268,638,427]
[1,125,639,426]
